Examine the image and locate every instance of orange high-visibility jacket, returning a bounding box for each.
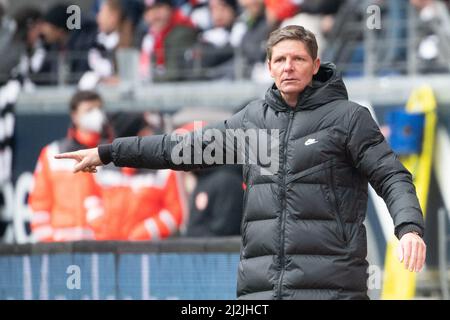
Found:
[91,167,187,240]
[28,139,101,242]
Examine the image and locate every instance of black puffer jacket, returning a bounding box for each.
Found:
[99,63,425,299]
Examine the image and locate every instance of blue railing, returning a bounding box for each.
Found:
[0,238,241,300]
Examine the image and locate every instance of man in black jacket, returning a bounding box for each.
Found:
[186,165,243,237]
[56,25,426,300]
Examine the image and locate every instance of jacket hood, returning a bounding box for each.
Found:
[265,62,348,112]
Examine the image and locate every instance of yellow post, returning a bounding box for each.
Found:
[381,85,437,299]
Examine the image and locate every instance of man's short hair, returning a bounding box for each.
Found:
[43,4,70,31]
[144,0,173,10]
[266,25,318,61]
[69,90,103,112]
[104,0,126,20]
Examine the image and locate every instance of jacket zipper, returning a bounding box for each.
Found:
[276,110,294,299]
[241,182,251,238]
[241,166,251,249]
[328,166,347,244]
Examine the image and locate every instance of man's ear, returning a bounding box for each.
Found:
[313,58,321,75]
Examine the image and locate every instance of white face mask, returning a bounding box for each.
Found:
[78,108,105,133]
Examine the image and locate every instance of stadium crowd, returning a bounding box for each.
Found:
[2,0,450,86]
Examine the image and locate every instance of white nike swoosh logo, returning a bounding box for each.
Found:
[305,138,318,146]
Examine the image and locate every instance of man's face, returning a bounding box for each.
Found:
[210,0,236,28]
[28,21,43,46]
[268,40,320,97]
[97,2,121,34]
[41,22,66,44]
[71,99,103,132]
[144,5,173,33]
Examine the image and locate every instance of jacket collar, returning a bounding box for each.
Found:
[264,62,348,112]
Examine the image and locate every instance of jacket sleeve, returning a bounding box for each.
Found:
[108,107,247,171]
[28,147,54,242]
[345,106,425,239]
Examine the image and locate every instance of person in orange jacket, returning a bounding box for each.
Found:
[28,90,107,242]
[90,112,188,240]
[264,0,298,26]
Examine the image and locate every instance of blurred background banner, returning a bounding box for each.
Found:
[0,238,240,300]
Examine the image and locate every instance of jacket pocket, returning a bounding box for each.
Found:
[286,159,333,184]
[327,165,348,245]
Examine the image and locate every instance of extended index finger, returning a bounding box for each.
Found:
[54,152,79,160]
[55,152,81,161]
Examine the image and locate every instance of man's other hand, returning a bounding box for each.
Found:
[397,232,426,273]
[54,148,102,173]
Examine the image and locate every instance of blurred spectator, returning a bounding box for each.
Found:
[318,0,366,76]
[311,0,346,42]
[0,72,21,238]
[298,0,344,15]
[182,0,211,31]
[264,0,298,27]
[139,0,198,82]
[9,7,46,88]
[280,0,345,59]
[0,0,17,84]
[185,0,239,79]
[230,0,271,79]
[171,114,244,237]
[79,0,144,89]
[185,165,244,237]
[0,0,21,241]
[91,112,187,240]
[410,0,450,73]
[28,91,107,242]
[92,0,144,47]
[38,3,98,85]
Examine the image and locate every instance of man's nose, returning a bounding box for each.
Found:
[283,58,294,72]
